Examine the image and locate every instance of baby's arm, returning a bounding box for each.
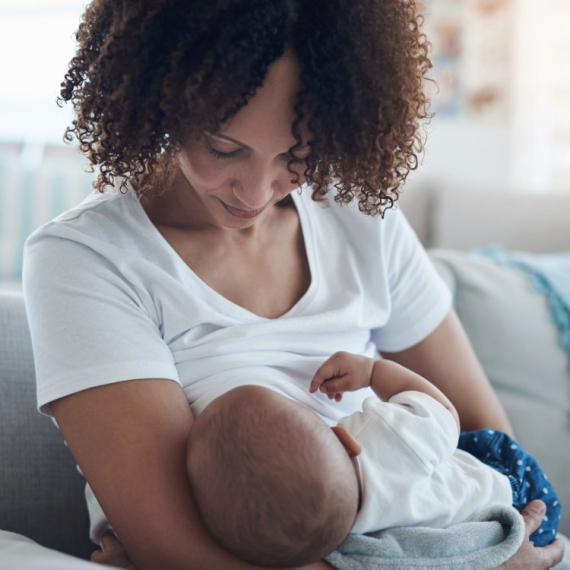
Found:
[370,358,460,433]
[310,352,460,433]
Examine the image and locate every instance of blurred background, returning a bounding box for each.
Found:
[0,0,569,290]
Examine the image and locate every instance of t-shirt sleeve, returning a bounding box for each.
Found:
[23,230,180,418]
[381,391,459,470]
[370,208,452,352]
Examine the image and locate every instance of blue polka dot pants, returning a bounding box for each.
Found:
[458,429,561,547]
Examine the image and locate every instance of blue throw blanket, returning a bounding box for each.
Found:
[476,247,570,373]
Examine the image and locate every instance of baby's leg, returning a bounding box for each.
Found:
[458,429,561,546]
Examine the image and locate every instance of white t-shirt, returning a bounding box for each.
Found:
[22,182,452,541]
[339,391,513,534]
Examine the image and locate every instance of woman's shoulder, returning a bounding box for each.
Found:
[24,186,148,260]
[21,186,171,304]
[297,185,410,249]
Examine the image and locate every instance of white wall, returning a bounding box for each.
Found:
[410,117,511,188]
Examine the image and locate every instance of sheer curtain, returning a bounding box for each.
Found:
[509,0,570,192]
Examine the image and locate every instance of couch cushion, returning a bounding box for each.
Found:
[430,249,570,536]
[0,291,96,559]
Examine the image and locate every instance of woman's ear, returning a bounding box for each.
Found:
[330,426,362,458]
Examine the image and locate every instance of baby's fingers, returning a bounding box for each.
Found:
[310,360,343,393]
[310,352,356,392]
[326,392,343,401]
[309,371,326,393]
[318,376,352,395]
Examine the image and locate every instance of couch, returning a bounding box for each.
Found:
[1,246,569,566]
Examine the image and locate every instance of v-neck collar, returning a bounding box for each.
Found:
[127,185,319,322]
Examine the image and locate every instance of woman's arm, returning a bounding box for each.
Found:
[91,534,334,570]
[51,379,333,570]
[380,308,514,436]
[93,503,564,570]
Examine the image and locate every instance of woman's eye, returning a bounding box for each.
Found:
[205,141,308,165]
[206,144,238,159]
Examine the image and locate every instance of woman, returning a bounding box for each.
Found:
[22,1,564,569]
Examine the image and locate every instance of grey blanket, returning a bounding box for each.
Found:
[325,505,525,570]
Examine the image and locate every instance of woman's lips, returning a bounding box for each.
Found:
[220,200,266,219]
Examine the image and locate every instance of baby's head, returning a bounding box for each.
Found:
[186,385,360,568]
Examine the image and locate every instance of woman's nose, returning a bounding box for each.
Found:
[231,170,282,210]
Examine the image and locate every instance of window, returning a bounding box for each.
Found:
[0,1,87,146]
[510,0,570,191]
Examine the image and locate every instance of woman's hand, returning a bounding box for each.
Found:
[309,352,375,402]
[90,533,137,569]
[495,500,565,569]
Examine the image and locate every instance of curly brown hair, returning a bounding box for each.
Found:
[58,0,433,217]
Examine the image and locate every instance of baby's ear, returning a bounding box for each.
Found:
[331,426,362,458]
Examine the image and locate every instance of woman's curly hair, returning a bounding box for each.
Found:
[58,0,433,217]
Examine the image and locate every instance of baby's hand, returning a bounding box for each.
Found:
[309,352,375,402]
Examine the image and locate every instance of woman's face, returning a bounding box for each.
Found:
[175,51,311,231]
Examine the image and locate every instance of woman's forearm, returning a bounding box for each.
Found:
[51,379,274,570]
[95,531,336,570]
[381,309,514,436]
[51,378,333,570]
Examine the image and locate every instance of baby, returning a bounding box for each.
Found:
[186,352,561,568]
